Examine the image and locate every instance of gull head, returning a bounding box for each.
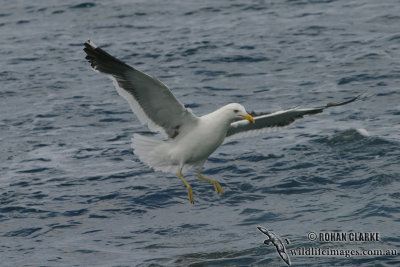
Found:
[223,103,255,123]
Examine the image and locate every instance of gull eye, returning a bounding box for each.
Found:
[234,109,239,113]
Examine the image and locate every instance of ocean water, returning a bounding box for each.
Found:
[1,0,400,266]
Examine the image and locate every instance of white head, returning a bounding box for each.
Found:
[220,103,255,123]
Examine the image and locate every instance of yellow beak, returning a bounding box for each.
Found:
[239,113,255,123]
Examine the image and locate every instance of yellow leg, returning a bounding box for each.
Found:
[197,171,225,194]
[178,169,194,204]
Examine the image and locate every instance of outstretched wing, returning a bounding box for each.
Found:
[258,226,291,266]
[226,95,360,140]
[83,40,198,139]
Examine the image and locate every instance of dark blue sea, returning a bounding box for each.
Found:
[1,0,399,266]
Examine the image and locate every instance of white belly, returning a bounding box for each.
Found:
[170,117,229,165]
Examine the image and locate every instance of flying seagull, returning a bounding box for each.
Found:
[83,40,359,204]
[257,226,291,266]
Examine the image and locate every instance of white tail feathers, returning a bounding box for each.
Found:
[131,134,177,173]
[131,134,202,173]
[132,133,163,162]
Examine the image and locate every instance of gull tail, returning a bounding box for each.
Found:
[132,134,164,165]
[131,134,176,173]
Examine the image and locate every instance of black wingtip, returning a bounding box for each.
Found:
[84,39,95,47]
[82,40,134,74]
[84,42,90,50]
[325,93,362,108]
[83,40,96,54]
[83,40,101,70]
[257,226,269,234]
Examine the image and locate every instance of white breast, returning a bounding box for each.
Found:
[171,114,231,165]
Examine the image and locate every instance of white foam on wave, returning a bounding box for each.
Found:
[356,128,370,137]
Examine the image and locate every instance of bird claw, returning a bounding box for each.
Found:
[198,173,225,195]
[213,181,225,194]
[187,187,194,204]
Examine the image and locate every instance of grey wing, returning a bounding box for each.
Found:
[274,238,291,266]
[257,226,272,237]
[278,249,291,266]
[226,95,360,140]
[83,41,198,139]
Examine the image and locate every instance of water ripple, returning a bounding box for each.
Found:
[1,0,399,266]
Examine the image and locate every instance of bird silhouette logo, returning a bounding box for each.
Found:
[257,226,291,266]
